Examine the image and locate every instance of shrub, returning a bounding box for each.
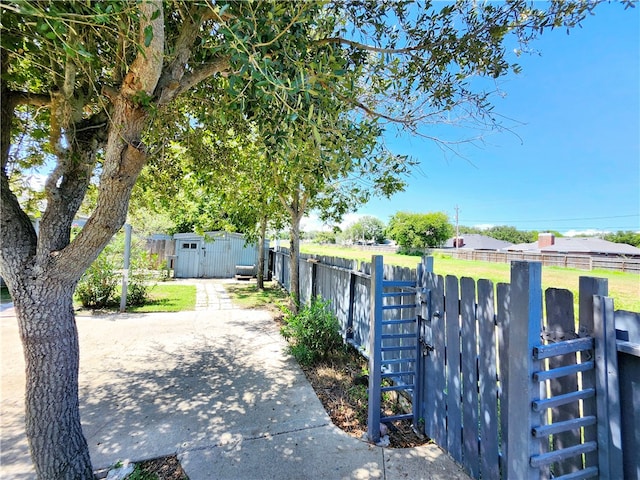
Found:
[75,256,119,308]
[280,297,345,366]
[125,274,148,306]
[125,255,150,306]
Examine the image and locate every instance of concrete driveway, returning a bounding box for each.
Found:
[0,280,471,480]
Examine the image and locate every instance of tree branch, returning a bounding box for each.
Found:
[314,37,430,55]
[122,0,164,97]
[156,5,211,104]
[167,58,230,102]
[7,91,51,109]
[0,172,37,284]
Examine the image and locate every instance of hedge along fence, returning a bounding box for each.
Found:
[271,247,639,480]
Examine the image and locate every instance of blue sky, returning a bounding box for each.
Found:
[332,2,639,236]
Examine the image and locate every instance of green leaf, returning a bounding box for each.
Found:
[151,9,161,21]
[144,25,153,48]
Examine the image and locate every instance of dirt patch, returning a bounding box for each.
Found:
[95,455,188,480]
[300,348,429,448]
[133,455,188,480]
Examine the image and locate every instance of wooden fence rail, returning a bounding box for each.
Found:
[270,248,640,480]
[447,249,640,273]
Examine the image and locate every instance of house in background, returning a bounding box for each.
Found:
[507,233,640,258]
[444,234,513,251]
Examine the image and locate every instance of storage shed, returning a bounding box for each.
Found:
[173,231,268,279]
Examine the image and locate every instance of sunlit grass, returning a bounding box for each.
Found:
[224,280,289,313]
[299,244,640,312]
[75,283,196,314]
[126,284,196,313]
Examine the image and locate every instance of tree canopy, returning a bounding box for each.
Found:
[342,216,387,244]
[387,211,454,250]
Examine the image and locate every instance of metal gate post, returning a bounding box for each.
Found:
[367,255,384,443]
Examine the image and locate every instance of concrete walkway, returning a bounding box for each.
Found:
[0,280,471,480]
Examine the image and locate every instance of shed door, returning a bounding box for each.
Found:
[175,240,202,278]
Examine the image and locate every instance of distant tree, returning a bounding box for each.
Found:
[343,216,386,244]
[314,231,337,244]
[387,212,453,251]
[483,225,536,244]
[604,231,640,248]
[458,226,483,235]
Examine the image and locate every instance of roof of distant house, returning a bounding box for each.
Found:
[444,234,513,250]
[507,236,640,256]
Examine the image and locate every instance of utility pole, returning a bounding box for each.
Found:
[455,205,460,250]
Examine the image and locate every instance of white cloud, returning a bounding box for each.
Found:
[473,224,494,231]
[563,229,610,237]
[300,212,381,232]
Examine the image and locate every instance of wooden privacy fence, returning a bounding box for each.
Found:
[447,249,640,273]
[270,248,640,480]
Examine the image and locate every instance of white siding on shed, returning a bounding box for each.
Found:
[173,231,267,278]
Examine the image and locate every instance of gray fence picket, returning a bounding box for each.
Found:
[578,276,608,470]
[477,279,499,479]
[460,277,479,478]
[593,295,623,480]
[367,255,384,443]
[544,287,582,475]
[615,309,640,480]
[445,275,462,463]
[422,272,446,446]
[506,261,544,480]
[431,273,447,448]
[496,282,510,476]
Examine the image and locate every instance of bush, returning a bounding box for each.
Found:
[75,256,119,308]
[280,297,345,366]
[125,275,148,306]
[125,255,150,306]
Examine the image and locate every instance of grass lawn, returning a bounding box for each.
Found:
[224,281,289,314]
[75,283,196,314]
[126,283,196,313]
[300,244,640,312]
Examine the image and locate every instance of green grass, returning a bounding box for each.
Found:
[300,244,640,312]
[125,283,196,313]
[224,281,289,312]
[75,283,196,314]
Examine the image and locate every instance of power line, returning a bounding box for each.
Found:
[462,214,639,224]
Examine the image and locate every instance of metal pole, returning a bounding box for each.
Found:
[119,224,132,313]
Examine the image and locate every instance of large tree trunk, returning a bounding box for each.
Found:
[13,279,92,479]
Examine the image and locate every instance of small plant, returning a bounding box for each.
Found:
[126,257,150,306]
[127,463,157,480]
[75,256,118,308]
[280,297,345,367]
[126,276,148,306]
